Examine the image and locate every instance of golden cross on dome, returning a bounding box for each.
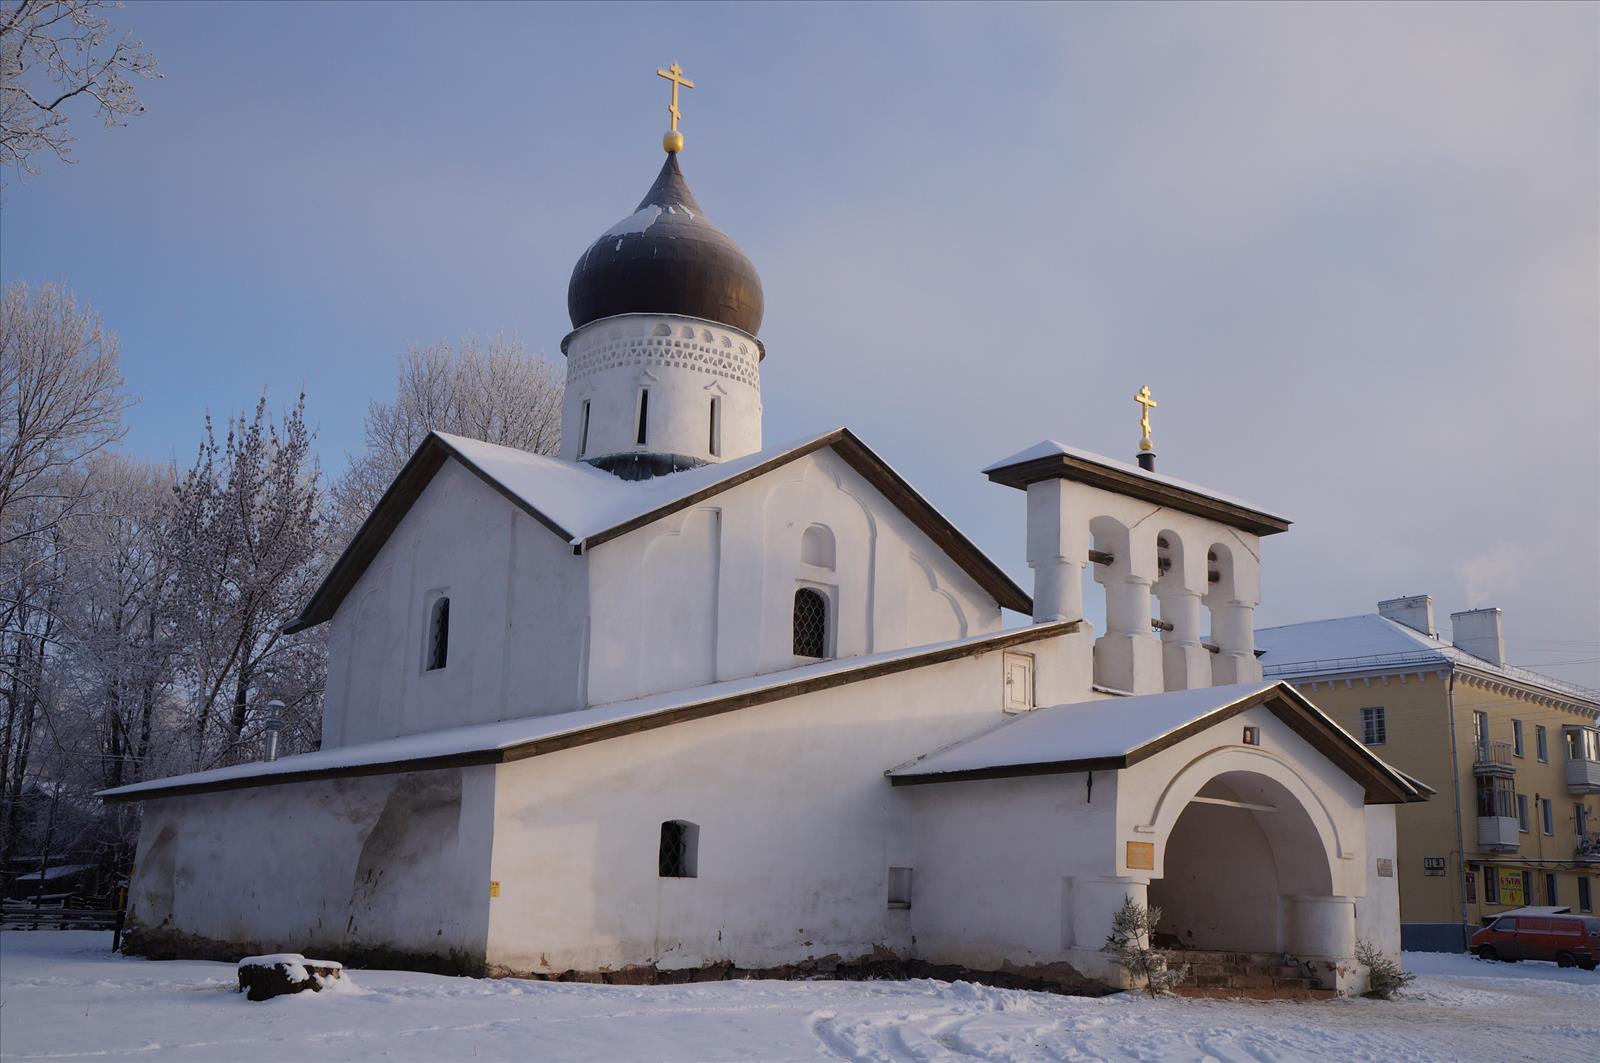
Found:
[1135,385,1158,452]
[657,62,695,134]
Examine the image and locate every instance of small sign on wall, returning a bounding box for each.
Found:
[1423,856,1447,876]
[1376,858,1393,878]
[1496,868,1524,907]
[489,880,501,898]
[1126,841,1155,871]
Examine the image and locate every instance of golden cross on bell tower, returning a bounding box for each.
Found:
[1135,385,1158,452]
[657,62,695,153]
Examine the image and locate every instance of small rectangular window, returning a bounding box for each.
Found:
[1242,726,1261,746]
[636,388,650,446]
[1512,719,1524,757]
[887,867,912,909]
[1474,711,1488,755]
[708,396,721,457]
[658,820,699,878]
[1517,794,1529,833]
[1485,866,1500,905]
[1579,803,1591,839]
[1580,876,1593,913]
[1536,725,1548,762]
[1546,873,1558,906]
[1542,798,1555,836]
[578,400,591,458]
[425,595,449,672]
[1360,707,1386,746]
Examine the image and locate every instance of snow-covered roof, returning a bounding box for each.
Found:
[287,427,1030,632]
[1256,614,1600,712]
[887,681,1426,803]
[982,440,1289,536]
[100,621,1076,804]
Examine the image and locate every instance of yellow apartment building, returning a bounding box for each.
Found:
[1257,596,1600,951]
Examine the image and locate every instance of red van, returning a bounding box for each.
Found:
[1471,913,1600,969]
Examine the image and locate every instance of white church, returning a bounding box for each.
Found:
[104,78,1428,996]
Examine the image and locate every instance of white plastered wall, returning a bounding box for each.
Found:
[125,766,495,964]
[322,459,589,747]
[480,635,1075,976]
[584,448,1003,705]
[1355,804,1402,962]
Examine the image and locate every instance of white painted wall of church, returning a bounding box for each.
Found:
[584,448,1003,705]
[1355,804,1401,961]
[126,766,495,964]
[322,460,589,748]
[479,636,1074,976]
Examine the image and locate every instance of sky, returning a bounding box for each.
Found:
[5,2,1597,686]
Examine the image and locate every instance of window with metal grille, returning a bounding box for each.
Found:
[426,597,449,671]
[658,820,698,878]
[1360,707,1386,745]
[793,587,828,658]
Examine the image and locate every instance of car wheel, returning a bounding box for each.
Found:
[1476,946,1498,961]
[1555,952,1576,968]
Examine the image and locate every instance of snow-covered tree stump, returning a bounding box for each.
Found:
[236,954,344,1001]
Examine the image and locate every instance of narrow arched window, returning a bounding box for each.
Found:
[659,820,699,878]
[426,596,450,671]
[708,396,721,457]
[793,587,828,659]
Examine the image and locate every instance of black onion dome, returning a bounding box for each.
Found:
[567,153,764,336]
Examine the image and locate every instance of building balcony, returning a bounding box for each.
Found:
[1476,815,1520,852]
[1579,837,1600,867]
[1566,757,1600,795]
[1473,741,1516,777]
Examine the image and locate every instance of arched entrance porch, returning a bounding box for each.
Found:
[1147,769,1339,955]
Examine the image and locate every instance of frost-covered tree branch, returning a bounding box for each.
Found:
[331,336,563,540]
[0,0,160,176]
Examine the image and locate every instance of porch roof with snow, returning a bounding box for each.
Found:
[98,621,1077,804]
[983,440,1290,537]
[886,681,1430,804]
[286,428,1031,633]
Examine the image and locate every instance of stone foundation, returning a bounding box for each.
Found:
[121,924,486,977]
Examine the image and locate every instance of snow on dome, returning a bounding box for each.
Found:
[567,153,764,336]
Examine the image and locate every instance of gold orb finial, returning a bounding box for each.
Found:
[663,129,684,154]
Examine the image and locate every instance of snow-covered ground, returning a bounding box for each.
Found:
[2,932,1596,1061]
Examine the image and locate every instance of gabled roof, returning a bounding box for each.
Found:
[1256,614,1600,713]
[287,428,1031,633]
[886,681,1429,804]
[983,440,1290,537]
[100,621,1077,804]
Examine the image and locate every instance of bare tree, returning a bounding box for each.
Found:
[166,393,327,768]
[332,335,562,537]
[0,0,159,176]
[0,281,130,543]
